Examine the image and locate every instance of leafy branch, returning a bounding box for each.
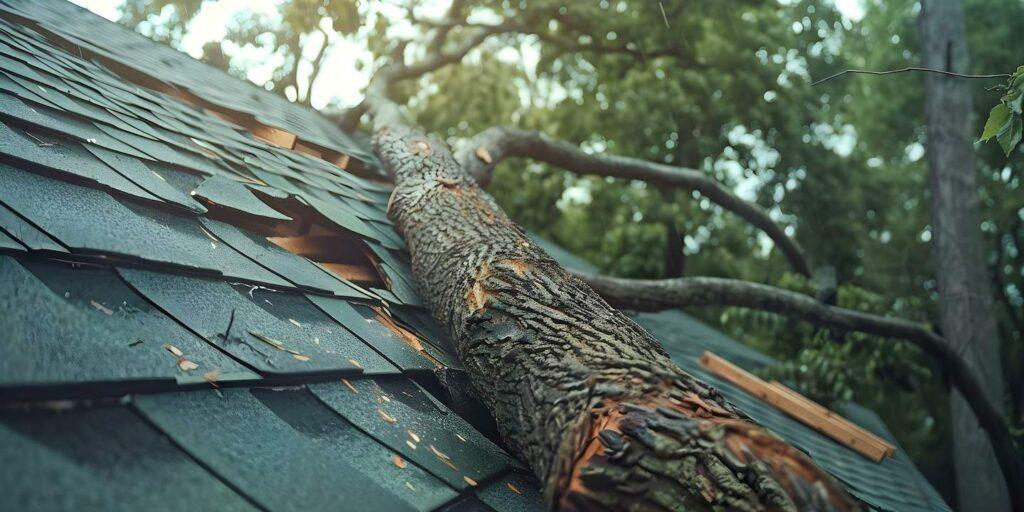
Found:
[980,65,1024,156]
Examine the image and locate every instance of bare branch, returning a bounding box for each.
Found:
[339,5,694,131]
[573,270,1024,498]
[457,126,813,277]
[366,27,506,131]
[811,67,1009,86]
[300,26,334,106]
[412,0,470,52]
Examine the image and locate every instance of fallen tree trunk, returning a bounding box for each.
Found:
[377,125,859,511]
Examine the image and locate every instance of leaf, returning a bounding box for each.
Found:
[178,359,199,371]
[292,354,310,362]
[164,344,184,357]
[997,115,1023,157]
[981,103,1011,141]
[1009,91,1024,116]
[463,476,478,487]
[392,455,407,469]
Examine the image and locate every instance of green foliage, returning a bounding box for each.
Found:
[980,66,1024,156]
[118,0,202,45]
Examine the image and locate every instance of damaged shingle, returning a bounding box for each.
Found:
[191,174,292,222]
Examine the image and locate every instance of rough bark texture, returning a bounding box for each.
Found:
[377,125,860,511]
[456,126,812,278]
[918,2,1010,511]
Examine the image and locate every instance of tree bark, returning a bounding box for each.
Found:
[918,2,1009,511]
[376,125,859,511]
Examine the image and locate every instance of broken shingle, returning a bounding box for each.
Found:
[200,218,372,300]
[0,163,291,287]
[84,143,207,213]
[0,119,163,204]
[308,296,457,371]
[191,174,292,222]
[0,201,66,253]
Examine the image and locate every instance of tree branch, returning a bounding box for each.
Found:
[457,126,813,277]
[300,26,333,107]
[572,270,1024,499]
[407,0,470,53]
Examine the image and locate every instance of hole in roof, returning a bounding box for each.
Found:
[248,192,387,289]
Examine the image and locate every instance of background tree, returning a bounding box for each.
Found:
[109,0,1024,507]
[918,0,1008,509]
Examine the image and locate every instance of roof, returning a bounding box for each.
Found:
[0,1,949,511]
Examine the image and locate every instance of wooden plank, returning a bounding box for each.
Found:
[335,150,356,168]
[293,140,323,158]
[769,381,896,456]
[288,139,352,171]
[266,234,366,263]
[698,351,890,462]
[317,147,352,170]
[249,124,297,148]
[319,262,380,283]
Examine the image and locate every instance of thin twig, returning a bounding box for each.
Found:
[658,2,670,28]
[811,66,1009,86]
